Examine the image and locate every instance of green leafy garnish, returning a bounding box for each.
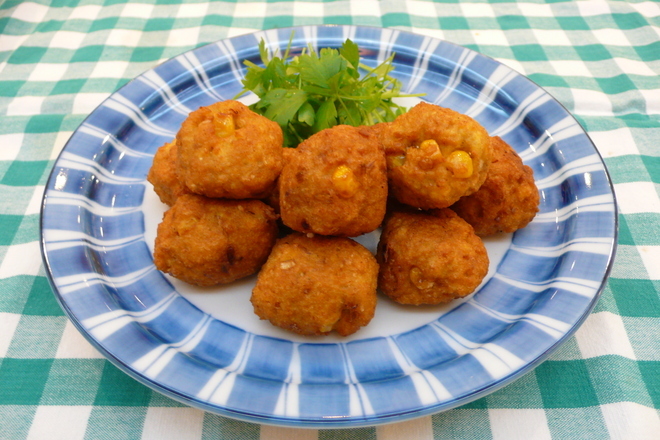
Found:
[235,36,423,148]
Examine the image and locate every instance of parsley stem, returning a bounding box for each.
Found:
[337,96,359,126]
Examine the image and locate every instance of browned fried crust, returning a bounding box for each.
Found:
[177,100,283,199]
[452,136,539,236]
[146,140,190,206]
[377,209,489,305]
[154,194,278,286]
[379,102,491,209]
[279,125,388,237]
[251,233,378,336]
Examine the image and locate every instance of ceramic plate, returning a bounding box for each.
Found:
[40,25,617,428]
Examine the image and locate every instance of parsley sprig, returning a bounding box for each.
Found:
[236,36,422,148]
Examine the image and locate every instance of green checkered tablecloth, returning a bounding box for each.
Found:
[1,0,658,438]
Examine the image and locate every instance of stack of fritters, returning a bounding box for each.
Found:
[371,103,539,306]
[148,100,540,336]
[149,100,281,286]
[254,123,386,336]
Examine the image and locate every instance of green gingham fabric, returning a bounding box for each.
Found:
[1,0,658,438]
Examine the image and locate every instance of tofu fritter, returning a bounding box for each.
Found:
[452,136,539,236]
[251,233,378,336]
[154,194,278,286]
[379,102,492,209]
[146,140,190,206]
[377,209,489,305]
[177,100,283,199]
[279,125,388,237]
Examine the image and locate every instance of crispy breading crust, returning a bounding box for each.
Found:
[377,208,489,305]
[379,102,491,209]
[279,125,388,237]
[146,140,190,206]
[154,194,278,286]
[177,100,283,199]
[251,233,378,336]
[452,136,539,236]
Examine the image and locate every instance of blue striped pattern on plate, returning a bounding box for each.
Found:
[40,25,617,428]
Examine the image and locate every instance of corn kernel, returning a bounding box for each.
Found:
[409,267,435,290]
[419,139,441,156]
[391,155,406,167]
[213,113,235,137]
[447,150,473,178]
[417,139,443,170]
[332,165,359,198]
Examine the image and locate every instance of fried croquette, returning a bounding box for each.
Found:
[154,194,278,286]
[379,102,491,210]
[279,125,388,237]
[377,208,489,305]
[251,233,378,336]
[147,140,190,206]
[177,100,283,199]
[452,136,539,236]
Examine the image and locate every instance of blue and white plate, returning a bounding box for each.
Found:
[40,25,617,428]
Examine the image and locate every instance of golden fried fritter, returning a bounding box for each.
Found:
[147,140,190,206]
[177,100,283,199]
[251,233,378,336]
[154,194,278,286]
[379,102,491,209]
[279,125,387,237]
[377,208,489,305]
[452,136,539,236]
